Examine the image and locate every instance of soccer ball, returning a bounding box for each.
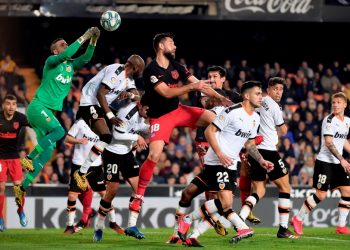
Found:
[100,10,121,31]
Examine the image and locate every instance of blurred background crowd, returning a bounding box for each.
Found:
[2,51,350,188]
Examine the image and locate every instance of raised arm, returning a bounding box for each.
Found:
[46,27,97,68]
[72,28,100,70]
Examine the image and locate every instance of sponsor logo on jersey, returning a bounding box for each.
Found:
[219,182,225,190]
[13,122,19,129]
[171,70,179,79]
[150,75,158,83]
[55,73,72,85]
[219,115,225,121]
[334,132,348,139]
[110,77,117,83]
[108,88,122,95]
[235,129,252,138]
[107,174,112,181]
[66,65,72,72]
[253,120,256,128]
[83,134,99,143]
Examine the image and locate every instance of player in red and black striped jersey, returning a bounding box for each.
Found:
[128,33,230,236]
[0,95,30,232]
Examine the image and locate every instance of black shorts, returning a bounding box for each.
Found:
[102,149,140,183]
[312,159,350,191]
[191,164,237,192]
[68,164,105,193]
[249,149,288,182]
[76,105,106,126]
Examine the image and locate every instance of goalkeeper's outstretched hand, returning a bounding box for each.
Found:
[90,27,101,46]
[78,27,97,44]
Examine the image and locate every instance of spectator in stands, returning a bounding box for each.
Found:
[152,166,165,184]
[52,154,69,184]
[321,68,341,93]
[0,54,16,73]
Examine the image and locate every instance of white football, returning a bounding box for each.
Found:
[100,10,121,31]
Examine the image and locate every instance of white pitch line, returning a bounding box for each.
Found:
[257,233,350,242]
[144,232,350,242]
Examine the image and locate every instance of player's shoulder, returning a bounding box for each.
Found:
[73,118,87,128]
[344,115,350,123]
[145,60,157,69]
[14,111,27,120]
[264,95,280,109]
[117,102,138,120]
[325,113,335,123]
[106,63,124,75]
[224,103,243,114]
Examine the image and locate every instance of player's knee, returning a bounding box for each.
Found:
[148,151,161,162]
[53,125,66,140]
[99,133,112,144]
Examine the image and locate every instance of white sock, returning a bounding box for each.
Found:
[226,210,249,230]
[108,207,116,223]
[189,219,212,238]
[67,211,76,226]
[95,214,106,230]
[240,195,258,220]
[297,194,320,221]
[278,193,290,228]
[338,197,350,227]
[128,211,139,227]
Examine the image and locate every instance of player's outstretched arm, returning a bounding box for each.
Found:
[187,75,232,106]
[73,27,100,70]
[46,27,97,68]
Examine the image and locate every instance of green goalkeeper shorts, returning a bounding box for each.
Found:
[27,99,62,140]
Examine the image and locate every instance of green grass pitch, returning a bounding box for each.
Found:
[1,227,350,249]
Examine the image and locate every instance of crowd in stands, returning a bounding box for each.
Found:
[2,53,350,188]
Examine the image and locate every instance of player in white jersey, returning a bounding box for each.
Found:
[239,77,297,238]
[167,89,229,245]
[74,55,145,191]
[178,81,274,247]
[292,92,350,235]
[63,119,123,235]
[93,98,149,242]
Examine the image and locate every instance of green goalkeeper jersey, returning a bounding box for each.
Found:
[33,40,95,111]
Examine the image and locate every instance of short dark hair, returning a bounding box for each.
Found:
[240,81,262,95]
[207,66,227,78]
[268,77,286,87]
[50,38,64,53]
[153,32,174,52]
[3,94,17,102]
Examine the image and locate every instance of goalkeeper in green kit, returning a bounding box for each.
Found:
[14,27,100,207]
